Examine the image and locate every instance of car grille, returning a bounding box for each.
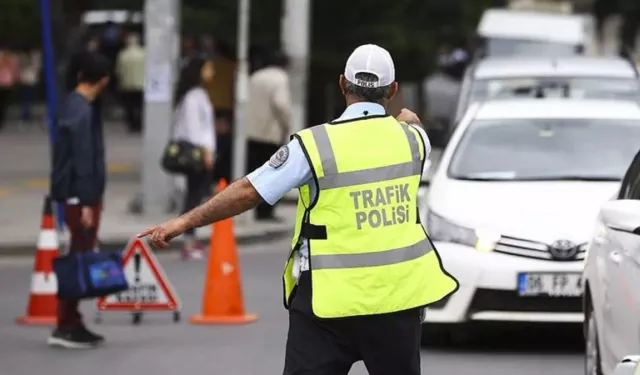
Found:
[469,289,582,313]
[494,235,586,261]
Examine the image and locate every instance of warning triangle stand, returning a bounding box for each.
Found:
[95,238,182,325]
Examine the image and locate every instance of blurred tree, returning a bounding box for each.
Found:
[0,0,493,74]
[0,0,40,50]
[0,0,498,119]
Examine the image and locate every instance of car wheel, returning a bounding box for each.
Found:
[585,301,604,375]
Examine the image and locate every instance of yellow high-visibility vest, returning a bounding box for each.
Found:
[283,115,459,318]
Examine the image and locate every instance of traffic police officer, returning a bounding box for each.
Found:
[140,44,459,375]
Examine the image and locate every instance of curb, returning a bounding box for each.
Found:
[0,227,292,256]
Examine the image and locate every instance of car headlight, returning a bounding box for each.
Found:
[426,209,501,252]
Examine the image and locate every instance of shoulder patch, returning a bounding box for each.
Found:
[268,145,290,169]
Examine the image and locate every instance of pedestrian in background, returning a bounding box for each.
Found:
[138,43,457,375]
[115,32,145,133]
[246,50,291,221]
[180,37,199,69]
[18,48,41,125]
[205,40,236,186]
[49,52,111,349]
[0,49,18,131]
[423,46,462,147]
[171,57,216,260]
[66,36,105,133]
[619,0,640,56]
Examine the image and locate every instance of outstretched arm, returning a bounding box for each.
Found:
[139,139,312,248]
[180,177,262,230]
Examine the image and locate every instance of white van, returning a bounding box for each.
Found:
[476,8,594,57]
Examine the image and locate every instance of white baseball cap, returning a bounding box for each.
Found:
[344,44,395,88]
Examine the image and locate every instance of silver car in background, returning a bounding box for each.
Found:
[455,56,640,125]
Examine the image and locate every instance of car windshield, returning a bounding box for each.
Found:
[448,119,640,181]
[486,38,578,57]
[469,77,640,103]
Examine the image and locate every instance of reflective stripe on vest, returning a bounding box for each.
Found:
[311,237,432,270]
[307,122,426,270]
[311,123,422,189]
[285,118,459,317]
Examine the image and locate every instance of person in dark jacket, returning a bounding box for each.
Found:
[48,52,110,349]
[66,36,104,133]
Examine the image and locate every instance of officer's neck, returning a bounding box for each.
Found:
[345,96,386,109]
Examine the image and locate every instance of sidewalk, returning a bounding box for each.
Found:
[0,179,296,255]
[0,121,140,189]
[0,122,296,255]
[0,120,442,255]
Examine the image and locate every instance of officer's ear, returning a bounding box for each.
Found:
[386,81,399,101]
[338,75,348,96]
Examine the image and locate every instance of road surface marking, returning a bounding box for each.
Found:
[0,163,137,199]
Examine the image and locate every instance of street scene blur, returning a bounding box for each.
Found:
[2,0,640,373]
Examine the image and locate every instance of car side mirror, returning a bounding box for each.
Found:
[600,200,640,234]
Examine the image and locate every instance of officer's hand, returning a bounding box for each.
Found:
[137,217,189,248]
[396,108,421,125]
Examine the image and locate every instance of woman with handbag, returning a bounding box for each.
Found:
[170,56,216,260]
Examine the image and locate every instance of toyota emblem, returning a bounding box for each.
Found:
[549,239,578,260]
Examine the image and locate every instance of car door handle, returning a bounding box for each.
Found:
[609,251,623,264]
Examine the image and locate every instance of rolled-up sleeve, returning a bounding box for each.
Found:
[246,138,312,205]
[410,124,432,160]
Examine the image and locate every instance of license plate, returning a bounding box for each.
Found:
[517,272,583,297]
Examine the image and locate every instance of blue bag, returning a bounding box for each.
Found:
[53,250,129,300]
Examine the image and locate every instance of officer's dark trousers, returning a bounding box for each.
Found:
[284,272,422,375]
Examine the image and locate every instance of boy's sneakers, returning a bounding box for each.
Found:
[181,242,206,261]
[47,325,105,349]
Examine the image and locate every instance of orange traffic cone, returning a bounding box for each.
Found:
[190,179,258,325]
[16,196,60,325]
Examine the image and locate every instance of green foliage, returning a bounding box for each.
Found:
[1,0,490,76]
[0,0,40,49]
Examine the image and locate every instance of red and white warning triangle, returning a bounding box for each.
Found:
[97,238,181,311]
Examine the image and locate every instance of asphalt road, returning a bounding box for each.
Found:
[0,237,584,375]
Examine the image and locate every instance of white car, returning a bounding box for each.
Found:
[454,56,640,124]
[583,152,640,375]
[420,98,640,343]
[610,356,640,375]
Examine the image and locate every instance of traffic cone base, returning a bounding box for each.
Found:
[189,313,258,325]
[16,196,59,326]
[15,316,57,325]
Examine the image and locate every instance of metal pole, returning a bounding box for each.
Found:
[141,0,179,215]
[231,0,252,224]
[39,0,65,231]
[282,0,311,133]
[231,0,251,182]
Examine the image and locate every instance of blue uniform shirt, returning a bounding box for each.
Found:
[247,102,431,258]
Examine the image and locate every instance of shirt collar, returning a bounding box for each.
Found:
[334,102,386,122]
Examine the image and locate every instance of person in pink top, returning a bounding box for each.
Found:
[0,49,19,131]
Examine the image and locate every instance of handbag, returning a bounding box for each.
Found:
[161,139,207,175]
[53,240,128,300]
